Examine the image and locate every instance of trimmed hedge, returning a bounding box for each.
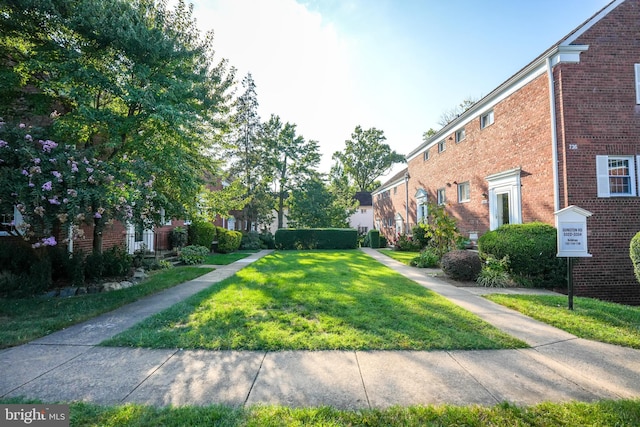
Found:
[367,229,380,249]
[630,231,640,284]
[188,220,217,249]
[275,228,358,250]
[478,222,566,287]
[216,227,242,253]
[441,250,482,281]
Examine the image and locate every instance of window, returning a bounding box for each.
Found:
[437,188,446,205]
[596,155,637,197]
[438,140,446,153]
[480,110,494,129]
[423,149,430,161]
[358,226,368,234]
[455,128,465,143]
[636,64,640,104]
[360,208,367,214]
[458,181,470,202]
[393,186,397,195]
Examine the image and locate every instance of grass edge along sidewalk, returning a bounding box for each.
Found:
[103,250,526,351]
[2,397,640,426]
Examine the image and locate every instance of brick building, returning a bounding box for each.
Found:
[373,0,640,304]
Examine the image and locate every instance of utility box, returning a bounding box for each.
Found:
[555,205,592,258]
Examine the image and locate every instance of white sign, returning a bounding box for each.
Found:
[559,222,586,253]
[555,205,592,258]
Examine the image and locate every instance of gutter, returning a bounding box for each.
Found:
[546,57,561,212]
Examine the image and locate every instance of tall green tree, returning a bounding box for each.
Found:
[262,114,320,229]
[0,0,235,252]
[332,125,405,192]
[287,178,352,228]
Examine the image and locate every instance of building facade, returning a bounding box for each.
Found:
[373,0,640,304]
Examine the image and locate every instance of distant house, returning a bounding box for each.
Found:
[373,0,640,304]
[349,191,374,234]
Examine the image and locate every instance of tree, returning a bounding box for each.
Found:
[287,178,352,228]
[262,114,320,229]
[437,98,478,127]
[332,125,405,192]
[422,128,437,143]
[0,0,235,252]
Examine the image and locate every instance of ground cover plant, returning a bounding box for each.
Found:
[103,250,525,350]
[0,267,213,349]
[485,294,640,348]
[3,397,640,426]
[377,248,420,266]
[203,250,259,265]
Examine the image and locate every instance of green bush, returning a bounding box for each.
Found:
[367,229,380,249]
[477,255,512,288]
[410,247,440,268]
[411,224,430,249]
[170,226,188,249]
[478,222,566,288]
[275,229,358,250]
[414,203,461,258]
[259,231,275,249]
[217,227,242,253]
[241,231,262,250]
[630,231,640,284]
[379,235,388,248]
[440,250,482,281]
[188,220,217,249]
[0,240,53,297]
[395,234,422,252]
[48,246,84,287]
[102,245,133,277]
[84,252,105,281]
[179,245,210,265]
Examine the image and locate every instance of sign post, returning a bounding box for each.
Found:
[555,206,592,310]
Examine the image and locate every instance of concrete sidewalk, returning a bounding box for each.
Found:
[1,248,640,409]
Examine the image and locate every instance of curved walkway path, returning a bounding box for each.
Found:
[1,248,640,409]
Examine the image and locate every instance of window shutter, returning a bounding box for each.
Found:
[636,64,640,104]
[596,155,610,198]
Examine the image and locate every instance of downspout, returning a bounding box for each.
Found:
[546,57,561,212]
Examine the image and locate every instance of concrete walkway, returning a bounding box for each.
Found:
[1,248,640,409]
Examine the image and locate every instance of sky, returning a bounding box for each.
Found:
[187,0,613,177]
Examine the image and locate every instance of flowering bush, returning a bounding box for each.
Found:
[179,245,210,265]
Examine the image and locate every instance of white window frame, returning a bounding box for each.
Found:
[423,149,430,161]
[437,188,446,205]
[458,181,470,203]
[455,128,465,143]
[480,110,494,129]
[437,140,446,153]
[415,189,428,223]
[596,155,637,197]
[635,64,640,104]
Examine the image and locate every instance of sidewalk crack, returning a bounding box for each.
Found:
[244,351,267,407]
[354,351,371,409]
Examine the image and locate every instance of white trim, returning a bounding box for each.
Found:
[635,64,640,105]
[486,168,522,230]
[596,155,637,198]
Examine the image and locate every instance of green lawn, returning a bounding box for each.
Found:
[0,267,213,349]
[3,398,640,426]
[203,250,259,265]
[377,248,421,266]
[103,250,525,351]
[485,294,640,348]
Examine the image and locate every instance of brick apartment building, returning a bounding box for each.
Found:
[373,0,640,304]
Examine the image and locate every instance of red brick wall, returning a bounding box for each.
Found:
[373,180,411,243]
[555,0,640,304]
[406,73,555,238]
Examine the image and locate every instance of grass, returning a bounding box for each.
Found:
[485,294,640,348]
[0,266,213,349]
[377,248,421,266]
[203,250,259,265]
[103,250,525,351]
[3,397,640,426]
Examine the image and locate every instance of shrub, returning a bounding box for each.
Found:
[188,220,217,249]
[414,204,461,258]
[630,231,640,284]
[217,227,242,253]
[241,231,261,250]
[275,229,358,250]
[477,255,512,288]
[411,224,430,249]
[478,222,566,287]
[259,231,275,249]
[395,234,422,252]
[367,229,380,249]
[440,250,482,281]
[179,245,210,265]
[410,247,440,268]
[379,235,388,248]
[84,252,105,281]
[102,245,133,277]
[170,226,188,249]
[48,246,84,287]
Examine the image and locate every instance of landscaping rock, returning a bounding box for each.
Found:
[102,282,121,292]
[133,268,147,280]
[59,287,78,298]
[119,281,134,289]
[76,287,88,295]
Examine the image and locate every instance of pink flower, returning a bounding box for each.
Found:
[94,212,102,219]
[21,169,28,176]
[42,181,52,191]
[0,140,7,148]
[25,134,32,141]
[48,197,60,205]
[19,123,25,128]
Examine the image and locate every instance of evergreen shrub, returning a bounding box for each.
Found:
[188,221,217,249]
[275,228,358,250]
[367,229,380,249]
[217,227,242,253]
[440,250,482,281]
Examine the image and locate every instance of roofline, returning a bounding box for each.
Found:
[407,0,624,162]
